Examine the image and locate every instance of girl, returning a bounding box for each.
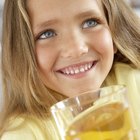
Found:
[0,0,140,139]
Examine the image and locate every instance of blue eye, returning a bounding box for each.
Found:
[82,18,98,29]
[39,29,56,39]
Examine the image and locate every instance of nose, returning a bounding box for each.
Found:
[60,32,89,59]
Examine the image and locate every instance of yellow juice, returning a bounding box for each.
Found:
[65,102,137,140]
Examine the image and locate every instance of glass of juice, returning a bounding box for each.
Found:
[50,85,139,140]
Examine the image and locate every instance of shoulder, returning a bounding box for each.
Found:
[113,62,140,91]
[114,62,139,73]
[113,62,140,83]
[1,115,51,140]
[105,62,140,86]
[113,63,140,131]
[106,62,140,98]
[1,117,36,140]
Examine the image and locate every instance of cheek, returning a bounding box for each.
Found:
[87,26,114,55]
[93,30,113,53]
[35,44,55,72]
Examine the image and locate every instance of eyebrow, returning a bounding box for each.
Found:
[33,10,103,36]
[75,10,102,19]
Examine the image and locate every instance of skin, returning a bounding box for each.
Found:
[27,0,115,97]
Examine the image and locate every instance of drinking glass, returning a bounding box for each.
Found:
[50,85,139,140]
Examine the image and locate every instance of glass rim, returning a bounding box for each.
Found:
[50,84,126,111]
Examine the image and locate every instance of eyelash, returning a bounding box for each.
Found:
[36,29,57,40]
[82,17,100,29]
[36,17,100,40]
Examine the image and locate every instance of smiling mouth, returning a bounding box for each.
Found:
[57,60,98,76]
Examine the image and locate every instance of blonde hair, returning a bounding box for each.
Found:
[0,0,140,137]
[0,0,64,136]
[101,0,140,68]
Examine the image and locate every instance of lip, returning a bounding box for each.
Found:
[56,60,98,79]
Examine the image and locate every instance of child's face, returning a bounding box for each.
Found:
[28,0,115,97]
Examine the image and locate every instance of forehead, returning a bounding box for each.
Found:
[27,0,105,33]
[27,0,104,19]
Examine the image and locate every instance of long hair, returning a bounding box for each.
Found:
[0,0,140,137]
[101,0,140,68]
[0,0,64,136]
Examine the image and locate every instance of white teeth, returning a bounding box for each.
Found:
[66,69,70,74]
[61,62,94,75]
[70,70,74,74]
[85,64,88,70]
[74,69,80,74]
[80,67,85,72]
[88,63,92,69]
